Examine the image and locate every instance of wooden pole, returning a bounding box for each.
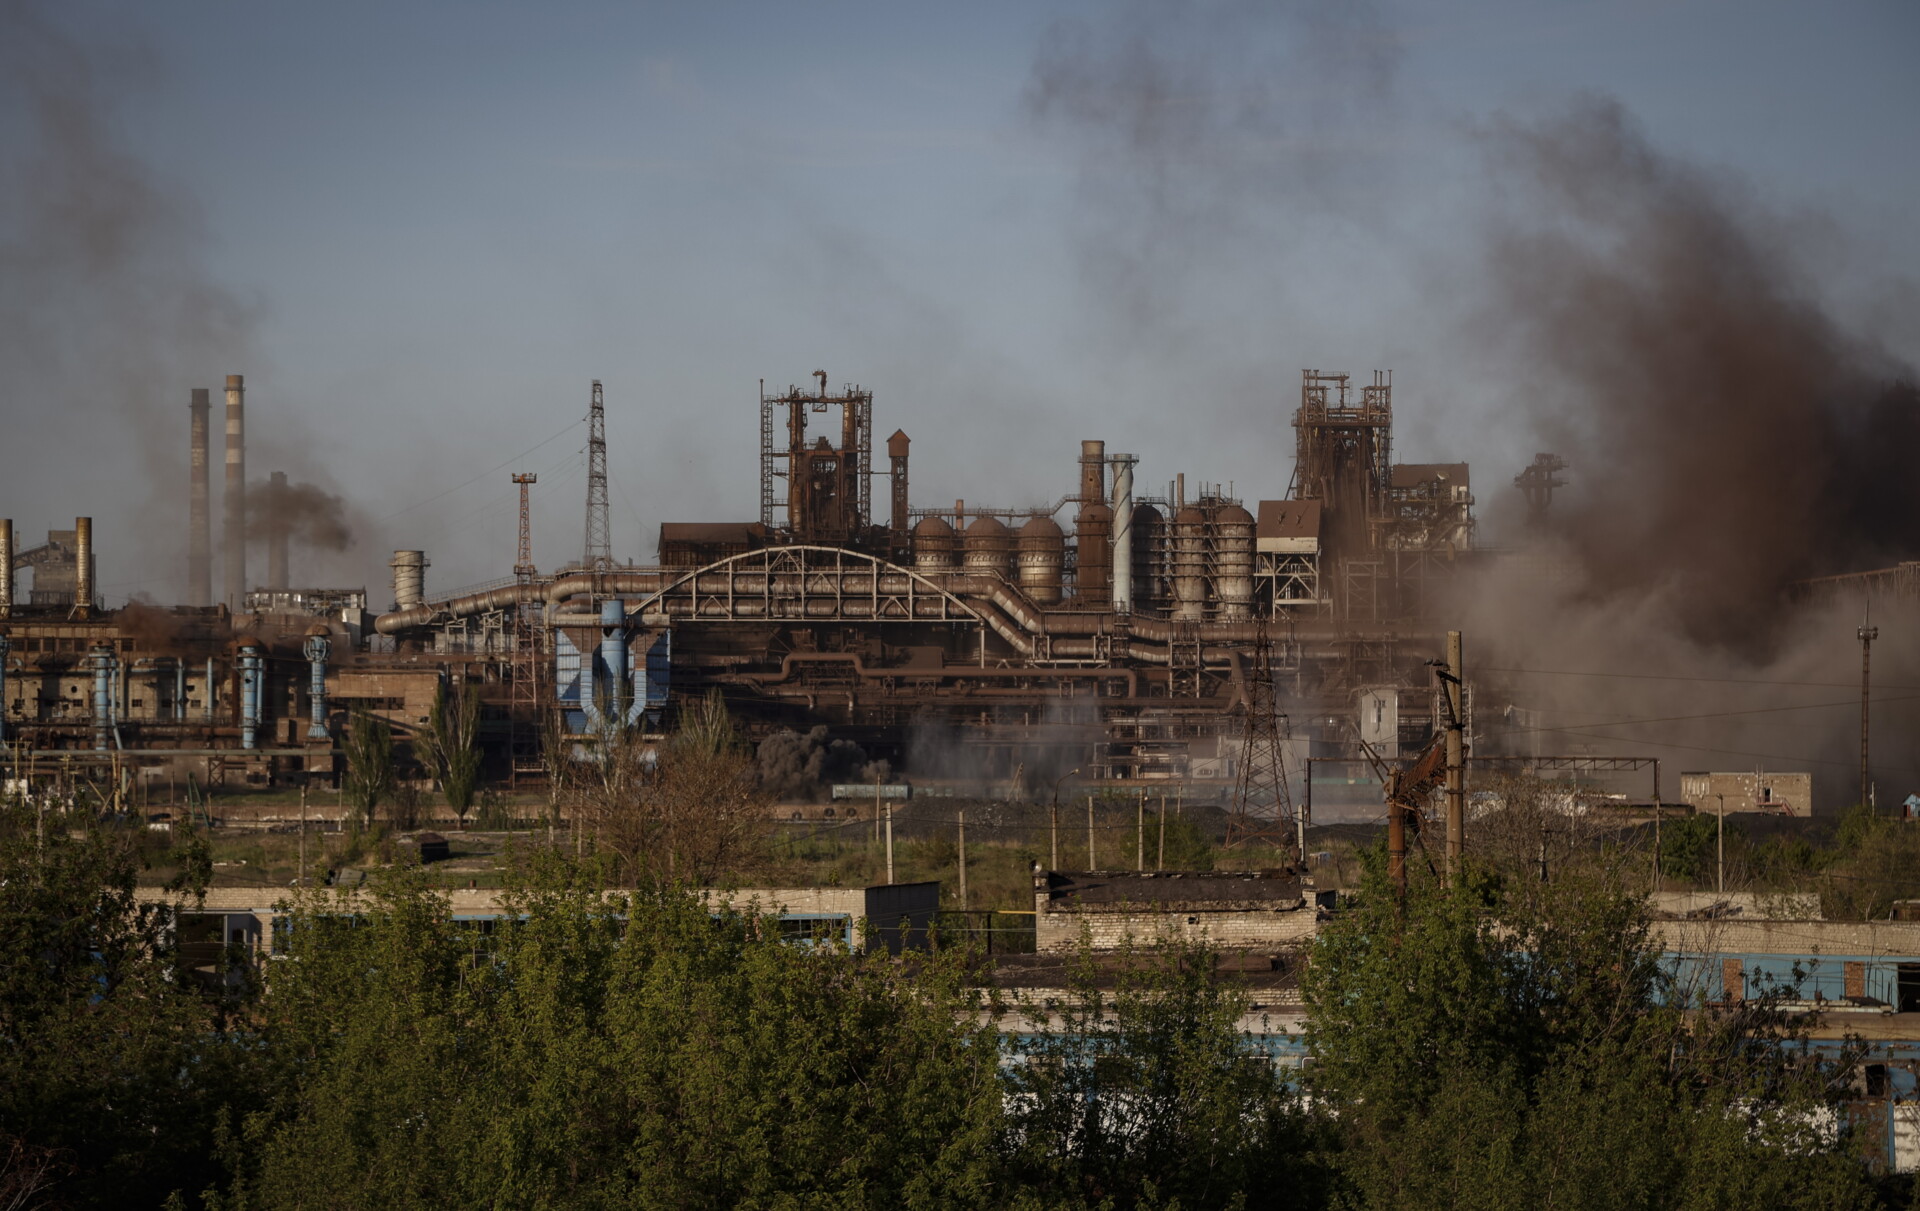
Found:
[1136,793,1145,870]
[1050,801,1058,871]
[1157,794,1166,869]
[957,809,967,910]
[1087,795,1096,870]
[885,799,895,885]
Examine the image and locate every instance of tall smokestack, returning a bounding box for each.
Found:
[74,516,93,616]
[189,388,211,606]
[223,374,245,610]
[0,518,13,619]
[267,470,289,591]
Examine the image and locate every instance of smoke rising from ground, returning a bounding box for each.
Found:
[756,727,889,802]
[1477,97,1919,658]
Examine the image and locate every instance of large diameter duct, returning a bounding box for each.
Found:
[266,470,289,591]
[1110,455,1135,611]
[91,645,113,751]
[74,516,93,615]
[223,374,245,610]
[189,388,211,606]
[238,644,263,750]
[0,517,12,618]
[601,597,627,721]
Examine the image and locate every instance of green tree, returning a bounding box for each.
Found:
[418,678,482,826]
[0,803,264,1208]
[232,855,1004,1209]
[340,706,394,832]
[1303,864,1875,1210]
[1000,934,1322,1209]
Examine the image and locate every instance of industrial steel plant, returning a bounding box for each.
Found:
[2,363,1904,850]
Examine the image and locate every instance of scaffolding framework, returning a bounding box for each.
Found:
[759,371,874,545]
[1290,370,1392,559]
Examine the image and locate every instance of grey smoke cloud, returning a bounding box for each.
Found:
[1475,96,1919,658]
[0,0,258,598]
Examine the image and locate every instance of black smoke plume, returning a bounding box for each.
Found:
[1478,97,1919,658]
[756,727,889,802]
[249,477,354,552]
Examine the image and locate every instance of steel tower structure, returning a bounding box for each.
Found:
[583,380,611,581]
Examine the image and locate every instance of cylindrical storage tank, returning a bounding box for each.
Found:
[1130,503,1162,611]
[1017,516,1066,605]
[74,516,94,615]
[1074,502,1111,602]
[389,550,429,609]
[963,516,1013,581]
[912,516,957,576]
[1215,503,1255,620]
[1172,505,1208,621]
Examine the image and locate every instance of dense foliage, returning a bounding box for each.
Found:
[0,801,1903,1209]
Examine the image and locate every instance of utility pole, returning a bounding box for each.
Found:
[1157,795,1167,869]
[1087,795,1096,870]
[1715,793,1725,894]
[1443,630,1466,880]
[957,810,967,910]
[1136,792,1145,870]
[885,799,894,885]
[1860,607,1878,813]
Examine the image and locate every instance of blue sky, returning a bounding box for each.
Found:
[2,0,1916,604]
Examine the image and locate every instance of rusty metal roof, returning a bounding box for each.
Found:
[1039,870,1305,910]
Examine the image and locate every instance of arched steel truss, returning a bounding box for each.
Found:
[628,545,984,625]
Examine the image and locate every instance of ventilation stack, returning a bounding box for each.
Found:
[1110,455,1136,611]
[390,550,428,609]
[1075,441,1111,602]
[223,374,245,610]
[189,388,212,606]
[74,516,94,616]
[266,470,290,591]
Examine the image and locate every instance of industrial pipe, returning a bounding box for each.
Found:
[601,598,627,721]
[74,516,93,616]
[91,645,114,751]
[0,632,10,743]
[303,632,331,740]
[238,644,263,750]
[204,656,216,721]
[224,375,245,611]
[174,659,186,721]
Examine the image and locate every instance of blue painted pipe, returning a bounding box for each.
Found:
[303,634,331,740]
[239,645,262,750]
[91,645,113,751]
[601,598,627,722]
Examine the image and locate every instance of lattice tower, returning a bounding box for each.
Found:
[510,471,543,785]
[1225,615,1300,858]
[584,380,611,579]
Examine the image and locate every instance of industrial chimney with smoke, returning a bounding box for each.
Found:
[223,374,245,611]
